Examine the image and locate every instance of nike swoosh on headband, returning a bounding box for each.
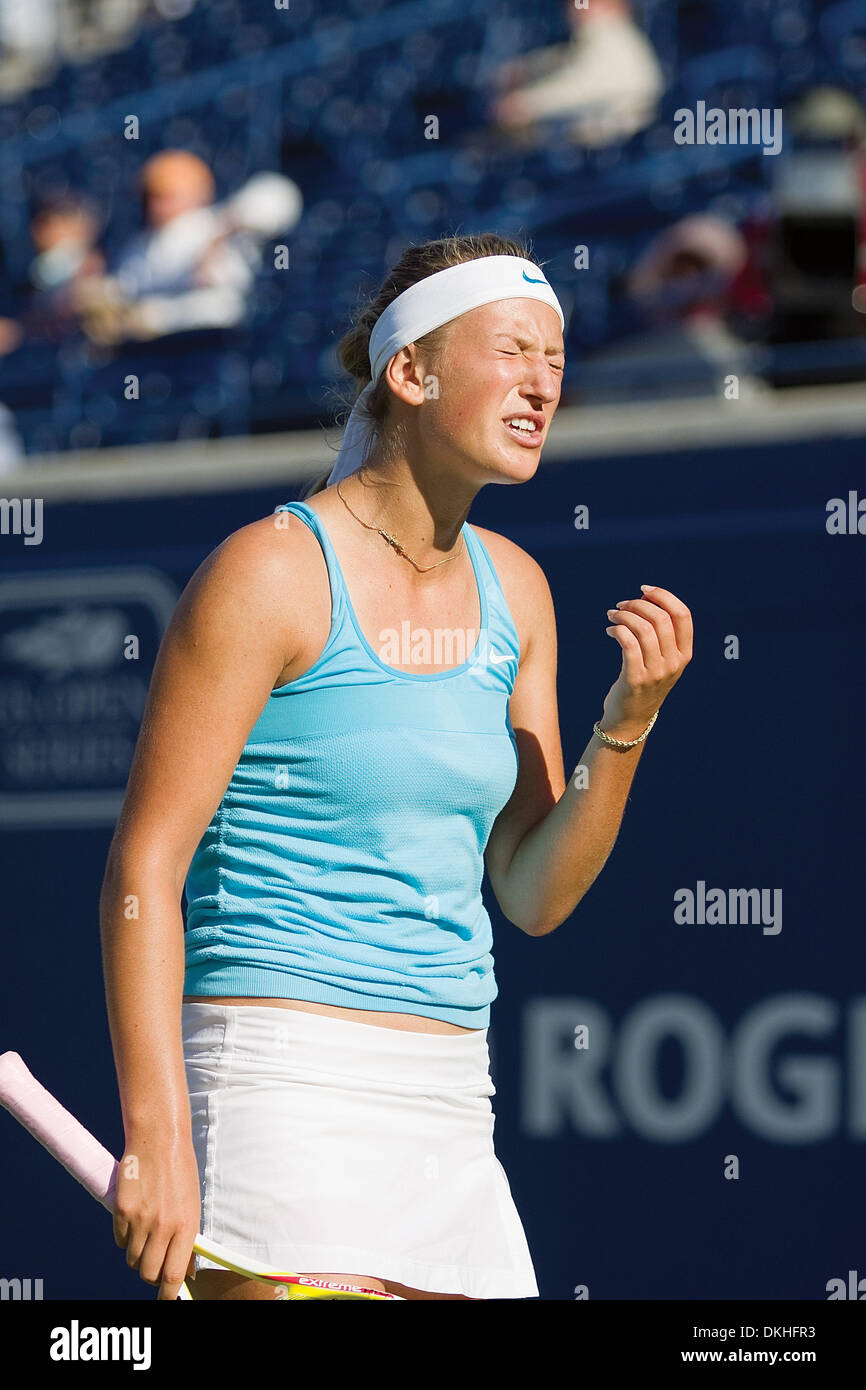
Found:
[522,270,546,284]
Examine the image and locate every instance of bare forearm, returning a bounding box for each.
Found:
[504,719,650,936]
[99,854,192,1143]
[501,581,693,935]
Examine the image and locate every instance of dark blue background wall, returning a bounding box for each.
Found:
[1,427,862,1299]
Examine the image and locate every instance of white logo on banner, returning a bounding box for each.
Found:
[0,568,178,827]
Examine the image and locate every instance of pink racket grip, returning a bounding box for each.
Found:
[0,1051,118,1212]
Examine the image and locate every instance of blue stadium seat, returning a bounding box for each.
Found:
[1,0,864,451]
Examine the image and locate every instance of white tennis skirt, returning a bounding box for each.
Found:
[182,1001,539,1299]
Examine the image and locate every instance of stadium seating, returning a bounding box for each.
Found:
[0,0,863,451]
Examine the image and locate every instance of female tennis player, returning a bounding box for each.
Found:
[99,232,692,1300]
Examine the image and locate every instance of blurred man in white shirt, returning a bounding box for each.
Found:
[74,150,302,344]
[490,0,664,149]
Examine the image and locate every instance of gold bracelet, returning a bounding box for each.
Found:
[592,709,659,750]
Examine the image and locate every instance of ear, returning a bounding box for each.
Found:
[381,345,429,407]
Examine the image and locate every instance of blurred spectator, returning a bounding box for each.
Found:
[577,214,769,402]
[0,0,58,97]
[762,86,866,384]
[490,0,664,150]
[0,193,105,357]
[0,0,147,98]
[58,0,148,61]
[788,84,866,146]
[73,151,302,345]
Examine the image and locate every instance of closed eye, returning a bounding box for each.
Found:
[498,349,564,371]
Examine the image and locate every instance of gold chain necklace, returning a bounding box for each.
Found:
[335,472,465,573]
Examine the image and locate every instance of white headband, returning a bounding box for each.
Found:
[326,255,565,485]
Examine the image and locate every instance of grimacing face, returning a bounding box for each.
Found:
[405,297,565,484]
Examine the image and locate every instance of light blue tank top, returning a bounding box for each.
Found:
[183,499,521,1027]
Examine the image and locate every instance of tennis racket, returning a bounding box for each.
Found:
[0,1050,403,1300]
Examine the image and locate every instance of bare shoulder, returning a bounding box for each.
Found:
[192,506,327,607]
[173,506,330,674]
[469,523,555,660]
[209,505,320,573]
[469,522,551,595]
